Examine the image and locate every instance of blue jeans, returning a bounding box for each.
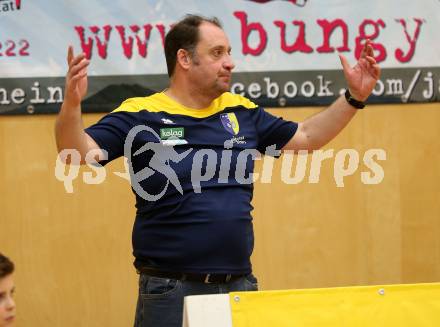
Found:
[134,273,258,327]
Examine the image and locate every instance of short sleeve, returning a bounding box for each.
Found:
[85,112,135,165]
[250,106,298,155]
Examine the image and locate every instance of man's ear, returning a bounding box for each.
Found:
[176,49,191,70]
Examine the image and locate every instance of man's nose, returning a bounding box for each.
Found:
[223,55,235,71]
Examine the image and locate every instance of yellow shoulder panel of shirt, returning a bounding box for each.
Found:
[112,92,258,118]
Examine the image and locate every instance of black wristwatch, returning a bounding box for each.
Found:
[344,89,365,109]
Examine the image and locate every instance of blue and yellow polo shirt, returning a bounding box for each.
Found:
[85,91,297,274]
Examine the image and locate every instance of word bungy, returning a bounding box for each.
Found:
[74,15,423,63]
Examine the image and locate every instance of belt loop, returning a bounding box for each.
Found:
[225,274,232,283]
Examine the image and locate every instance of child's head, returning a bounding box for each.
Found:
[0,254,15,326]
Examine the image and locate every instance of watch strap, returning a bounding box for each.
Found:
[345,89,365,109]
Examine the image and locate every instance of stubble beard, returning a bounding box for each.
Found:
[215,76,231,95]
[198,78,229,99]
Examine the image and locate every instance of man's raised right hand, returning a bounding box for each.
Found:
[63,46,90,109]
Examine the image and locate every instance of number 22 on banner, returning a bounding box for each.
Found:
[0,39,30,57]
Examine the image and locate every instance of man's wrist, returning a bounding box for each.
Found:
[344,89,365,109]
[61,99,81,113]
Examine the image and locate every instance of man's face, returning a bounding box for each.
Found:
[188,22,235,98]
[0,274,15,326]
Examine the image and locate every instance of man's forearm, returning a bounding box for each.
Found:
[55,104,91,160]
[299,95,358,149]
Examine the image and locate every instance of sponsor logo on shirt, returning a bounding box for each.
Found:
[160,127,188,146]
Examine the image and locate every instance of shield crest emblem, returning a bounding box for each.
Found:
[220,113,240,135]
